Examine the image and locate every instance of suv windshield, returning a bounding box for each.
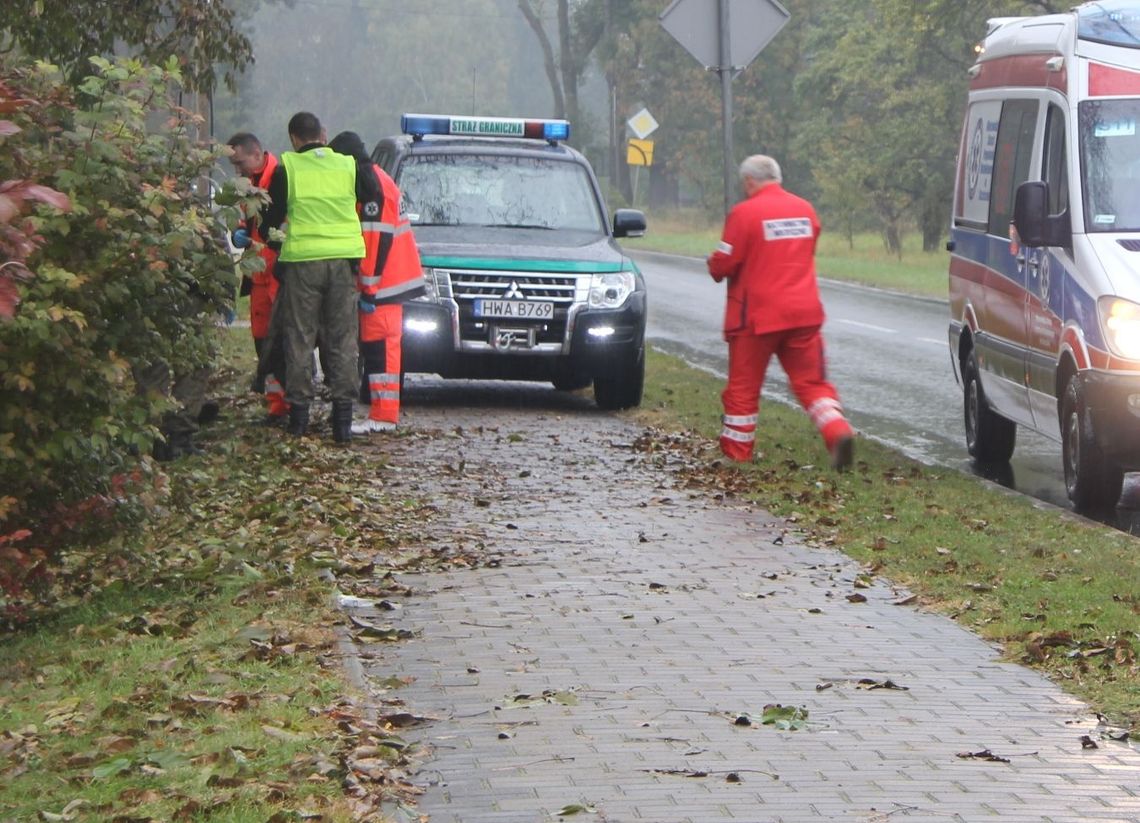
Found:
[397,153,604,233]
[1079,98,1140,232]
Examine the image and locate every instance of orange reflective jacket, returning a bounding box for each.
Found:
[358,165,426,304]
[243,152,279,287]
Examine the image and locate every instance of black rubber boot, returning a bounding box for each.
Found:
[332,400,353,444]
[196,400,220,425]
[152,431,201,461]
[287,404,310,436]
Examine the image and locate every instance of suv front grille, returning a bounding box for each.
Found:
[438,268,588,350]
[448,270,580,303]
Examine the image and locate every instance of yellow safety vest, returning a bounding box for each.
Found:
[279,148,366,263]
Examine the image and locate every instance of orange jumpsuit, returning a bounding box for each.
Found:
[356,165,426,425]
[239,152,287,418]
[707,183,853,462]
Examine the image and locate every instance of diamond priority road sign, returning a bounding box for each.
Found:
[660,0,790,70]
[627,108,659,141]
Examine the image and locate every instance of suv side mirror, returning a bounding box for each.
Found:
[1013,181,1070,248]
[613,208,647,239]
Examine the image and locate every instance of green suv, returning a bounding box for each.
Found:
[371,114,648,410]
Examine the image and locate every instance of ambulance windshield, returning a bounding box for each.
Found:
[1078,2,1140,48]
[396,154,605,234]
[1079,99,1140,232]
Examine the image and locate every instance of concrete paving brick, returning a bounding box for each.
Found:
[346,397,1140,822]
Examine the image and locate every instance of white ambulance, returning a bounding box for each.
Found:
[948,1,1140,511]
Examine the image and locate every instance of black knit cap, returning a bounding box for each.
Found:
[329,130,369,163]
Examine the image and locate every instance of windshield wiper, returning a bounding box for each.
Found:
[482,223,555,230]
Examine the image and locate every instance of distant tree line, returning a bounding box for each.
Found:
[540,0,1066,253]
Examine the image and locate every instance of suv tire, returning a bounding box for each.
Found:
[594,346,644,411]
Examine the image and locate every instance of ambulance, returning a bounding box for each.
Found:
[948,1,1140,511]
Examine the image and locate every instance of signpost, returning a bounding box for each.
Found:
[625,108,658,207]
[660,0,790,215]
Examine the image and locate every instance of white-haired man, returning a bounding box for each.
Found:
[707,154,855,470]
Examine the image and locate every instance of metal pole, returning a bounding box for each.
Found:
[719,0,734,216]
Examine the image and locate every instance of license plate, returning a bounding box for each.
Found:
[474,299,553,319]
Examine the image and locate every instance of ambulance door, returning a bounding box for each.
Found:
[979,98,1039,427]
[1025,101,1069,439]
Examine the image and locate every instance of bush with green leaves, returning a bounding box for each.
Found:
[0,54,261,534]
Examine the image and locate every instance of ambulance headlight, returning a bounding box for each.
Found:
[1099,297,1140,360]
[589,271,635,309]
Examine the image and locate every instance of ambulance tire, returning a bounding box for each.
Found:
[594,347,645,411]
[963,349,1016,463]
[1061,376,1124,512]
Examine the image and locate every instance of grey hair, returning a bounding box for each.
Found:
[739,155,782,184]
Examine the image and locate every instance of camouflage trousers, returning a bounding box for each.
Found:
[274,259,359,406]
[132,359,210,436]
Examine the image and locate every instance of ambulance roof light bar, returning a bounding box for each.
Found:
[401,114,571,145]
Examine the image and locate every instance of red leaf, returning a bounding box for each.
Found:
[20,184,71,212]
[0,276,21,321]
[0,120,20,137]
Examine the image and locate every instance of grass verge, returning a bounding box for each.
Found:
[635,348,1140,728]
[0,327,434,822]
[623,210,948,299]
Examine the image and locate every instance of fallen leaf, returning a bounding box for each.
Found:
[955,749,1010,763]
[856,678,909,691]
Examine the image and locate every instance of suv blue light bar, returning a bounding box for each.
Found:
[401,113,571,143]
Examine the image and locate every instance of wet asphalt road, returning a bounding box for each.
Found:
[629,250,1140,531]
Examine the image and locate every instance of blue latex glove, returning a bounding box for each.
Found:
[358,295,376,314]
[232,228,251,249]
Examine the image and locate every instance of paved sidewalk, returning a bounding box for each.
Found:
[346,391,1140,823]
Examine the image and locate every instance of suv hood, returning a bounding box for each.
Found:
[415,230,634,273]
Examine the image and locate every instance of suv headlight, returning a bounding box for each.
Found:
[1099,296,1140,360]
[415,267,440,301]
[589,271,635,309]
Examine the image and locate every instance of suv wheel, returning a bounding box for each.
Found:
[962,348,1016,463]
[1061,375,1124,512]
[594,346,644,411]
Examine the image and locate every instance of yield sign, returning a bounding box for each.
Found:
[660,0,790,70]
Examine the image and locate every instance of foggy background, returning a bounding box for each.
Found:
[212,0,605,166]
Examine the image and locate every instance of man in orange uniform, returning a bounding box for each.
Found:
[707,154,855,470]
[227,131,288,423]
[327,131,426,433]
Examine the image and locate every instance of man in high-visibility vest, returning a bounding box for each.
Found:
[327,131,426,434]
[259,112,379,442]
[707,154,855,470]
[226,131,288,423]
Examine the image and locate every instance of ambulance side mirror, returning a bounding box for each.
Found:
[613,209,647,239]
[1013,181,1070,248]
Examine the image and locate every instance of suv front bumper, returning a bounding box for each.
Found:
[401,293,646,380]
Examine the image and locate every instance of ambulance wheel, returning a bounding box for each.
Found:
[963,349,1016,463]
[594,347,644,411]
[1061,376,1124,512]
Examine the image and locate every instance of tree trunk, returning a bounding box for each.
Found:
[518,0,565,118]
[557,0,579,128]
